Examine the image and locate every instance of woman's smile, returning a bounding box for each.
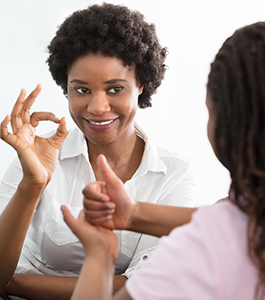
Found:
[84,117,119,132]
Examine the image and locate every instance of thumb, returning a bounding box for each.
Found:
[61,205,80,237]
[97,154,122,187]
[49,117,69,148]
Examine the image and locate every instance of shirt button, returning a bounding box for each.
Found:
[142,254,149,261]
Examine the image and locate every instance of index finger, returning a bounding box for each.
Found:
[30,111,60,127]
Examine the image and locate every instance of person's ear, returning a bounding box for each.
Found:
[139,85,144,95]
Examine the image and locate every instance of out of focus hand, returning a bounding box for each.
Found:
[0,85,68,186]
[82,154,136,230]
[61,205,118,262]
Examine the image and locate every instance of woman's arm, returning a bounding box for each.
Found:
[5,274,127,299]
[0,85,68,293]
[82,155,198,237]
[0,180,45,293]
[4,275,77,300]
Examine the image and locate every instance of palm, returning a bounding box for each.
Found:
[64,207,119,261]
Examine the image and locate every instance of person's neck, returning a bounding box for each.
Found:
[88,130,145,183]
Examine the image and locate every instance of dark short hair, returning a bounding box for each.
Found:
[47,3,167,108]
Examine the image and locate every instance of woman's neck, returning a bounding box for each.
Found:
[87,131,145,183]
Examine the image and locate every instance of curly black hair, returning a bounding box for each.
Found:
[47,3,167,108]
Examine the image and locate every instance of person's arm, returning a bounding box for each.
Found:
[82,155,198,237]
[0,85,68,294]
[4,273,127,299]
[113,276,127,294]
[4,275,77,300]
[0,179,45,294]
[129,202,197,237]
[61,206,118,300]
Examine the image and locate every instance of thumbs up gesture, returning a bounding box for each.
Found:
[82,154,136,230]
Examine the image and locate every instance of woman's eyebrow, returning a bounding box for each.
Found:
[104,79,127,84]
[69,79,89,84]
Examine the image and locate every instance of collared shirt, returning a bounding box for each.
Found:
[126,201,257,300]
[0,123,195,278]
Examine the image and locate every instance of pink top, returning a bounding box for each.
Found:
[126,201,258,300]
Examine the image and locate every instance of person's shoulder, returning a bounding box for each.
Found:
[194,200,248,235]
[197,200,244,218]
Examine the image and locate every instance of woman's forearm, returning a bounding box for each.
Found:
[0,179,45,293]
[6,274,77,300]
[113,275,127,294]
[129,203,198,237]
[6,273,126,300]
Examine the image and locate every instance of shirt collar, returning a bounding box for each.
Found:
[59,123,167,175]
[133,122,167,177]
[59,127,89,162]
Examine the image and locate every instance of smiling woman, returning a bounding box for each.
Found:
[0,3,195,300]
[67,53,142,156]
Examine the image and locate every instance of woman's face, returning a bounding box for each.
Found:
[67,53,143,146]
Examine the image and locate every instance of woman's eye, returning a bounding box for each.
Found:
[108,86,123,94]
[75,87,90,94]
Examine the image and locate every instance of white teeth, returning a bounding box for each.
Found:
[89,119,114,126]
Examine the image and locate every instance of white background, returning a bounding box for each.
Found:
[1,0,264,206]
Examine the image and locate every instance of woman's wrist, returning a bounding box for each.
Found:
[18,178,46,203]
[20,175,47,190]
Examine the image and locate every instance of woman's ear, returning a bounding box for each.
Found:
[139,85,144,95]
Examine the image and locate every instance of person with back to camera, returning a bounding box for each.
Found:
[61,22,265,300]
[0,3,196,300]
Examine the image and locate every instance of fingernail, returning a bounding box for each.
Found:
[107,203,115,209]
[100,195,109,202]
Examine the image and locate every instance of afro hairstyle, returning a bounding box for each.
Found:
[47,2,167,108]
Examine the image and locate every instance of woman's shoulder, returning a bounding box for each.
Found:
[193,200,248,237]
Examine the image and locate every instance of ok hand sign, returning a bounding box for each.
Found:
[0,84,68,186]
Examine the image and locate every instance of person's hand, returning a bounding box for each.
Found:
[0,85,68,186]
[82,154,136,230]
[61,205,118,262]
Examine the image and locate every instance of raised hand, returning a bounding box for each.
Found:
[0,85,68,186]
[82,154,136,230]
[61,205,118,262]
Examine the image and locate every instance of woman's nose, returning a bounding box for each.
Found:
[86,93,111,115]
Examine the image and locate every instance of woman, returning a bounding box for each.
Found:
[0,3,195,299]
[62,22,265,299]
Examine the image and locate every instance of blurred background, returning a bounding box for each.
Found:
[1,0,264,205]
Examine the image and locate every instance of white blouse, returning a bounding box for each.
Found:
[0,123,195,279]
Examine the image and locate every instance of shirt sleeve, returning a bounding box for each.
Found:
[126,209,220,300]
[123,162,196,278]
[0,157,23,215]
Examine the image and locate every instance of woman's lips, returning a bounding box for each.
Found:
[84,117,118,131]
